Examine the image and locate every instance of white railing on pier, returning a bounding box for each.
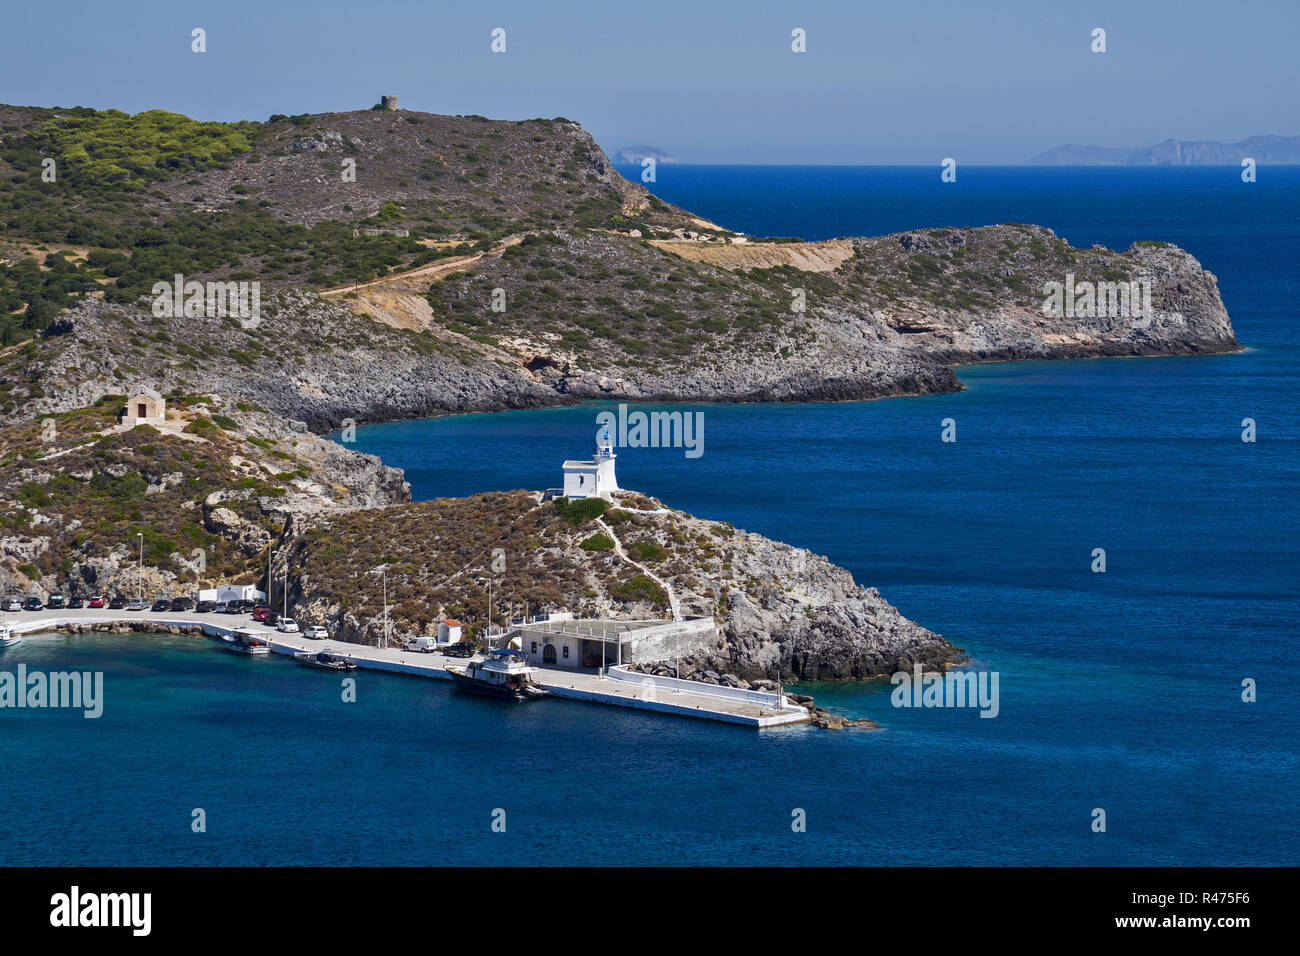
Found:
[603,665,800,712]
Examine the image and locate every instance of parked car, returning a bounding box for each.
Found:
[46,593,66,609]
[88,595,105,608]
[214,602,234,614]
[127,598,146,611]
[3,597,23,612]
[66,597,85,609]
[404,636,440,653]
[195,600,216,613]
[24,597,43,611]
[276,618,299,633]
[151,599,171,612]
[108,596,127,610]
[582,654,605,668]
[251,606,272,623]
[230,600,257,614]
[303,625,328,640]
[443,642,475,658]
[171,597,194,612]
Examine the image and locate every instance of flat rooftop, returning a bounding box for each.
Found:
[519,618,665,638]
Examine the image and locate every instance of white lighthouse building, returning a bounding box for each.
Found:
[562,424,619,500]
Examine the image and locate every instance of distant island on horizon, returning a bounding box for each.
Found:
[610,144,678,165]
[1028,134,1300,166]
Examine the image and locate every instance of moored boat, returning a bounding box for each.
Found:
[294,650,357,671]
[446,648,548,701]
[227,626,271,656]
[0,626,20,649]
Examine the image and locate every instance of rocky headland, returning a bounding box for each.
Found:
[0,101,1243,686]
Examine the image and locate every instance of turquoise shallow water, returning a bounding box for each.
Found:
[2,167,1297,865]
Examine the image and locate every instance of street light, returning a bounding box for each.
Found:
[266,548,274,614]
[136,532,143,601]
[270,548,286,623]
[382,570,388,649]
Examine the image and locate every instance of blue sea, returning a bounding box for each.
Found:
[3,167,1297,865]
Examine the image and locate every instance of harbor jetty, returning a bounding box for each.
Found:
[5,610,810,729]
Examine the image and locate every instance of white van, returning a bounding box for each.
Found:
[404,636,439,653]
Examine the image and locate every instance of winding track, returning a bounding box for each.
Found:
[318,234,526,297]
[594,516,683,622]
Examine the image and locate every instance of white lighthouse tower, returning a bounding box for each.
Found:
[561,424,619,500]
[594,423,619,493]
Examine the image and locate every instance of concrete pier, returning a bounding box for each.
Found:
[4,611,809,728]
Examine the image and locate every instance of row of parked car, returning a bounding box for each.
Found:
[3,593,200,613]
[2,594,327,639]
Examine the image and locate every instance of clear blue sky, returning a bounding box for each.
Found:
[2,0,1296,163]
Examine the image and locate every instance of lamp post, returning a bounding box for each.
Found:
[382,570,388,649]
[270,549,286,623]
[136,532,143,601]
[675,628,680,694]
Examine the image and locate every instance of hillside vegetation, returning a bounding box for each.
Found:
[0,392,406,601]
[2,101,1238,421]
[0,102,694,344]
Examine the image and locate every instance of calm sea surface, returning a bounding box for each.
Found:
[3,167,1296,865]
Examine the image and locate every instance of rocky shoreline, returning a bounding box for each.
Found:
[46,621,209,637]
[10,221,1239,437]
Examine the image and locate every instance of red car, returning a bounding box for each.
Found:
[88,595,105,608]
[251,606,271,622]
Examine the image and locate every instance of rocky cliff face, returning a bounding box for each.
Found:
[712,555,958,682]
[1,104,1241,432]
[3,222,1237,433]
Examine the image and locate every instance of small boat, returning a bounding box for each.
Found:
[0,626,20,649]
[447,648,549,701]
[227,627,271,656]
[294,650,357,672]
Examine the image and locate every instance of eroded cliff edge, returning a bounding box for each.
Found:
[9,223,1236,432]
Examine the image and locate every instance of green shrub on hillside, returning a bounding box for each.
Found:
[579,533,614,552]
[26,108,256,186]
[553,496,607,525]
[612,574,669,608]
